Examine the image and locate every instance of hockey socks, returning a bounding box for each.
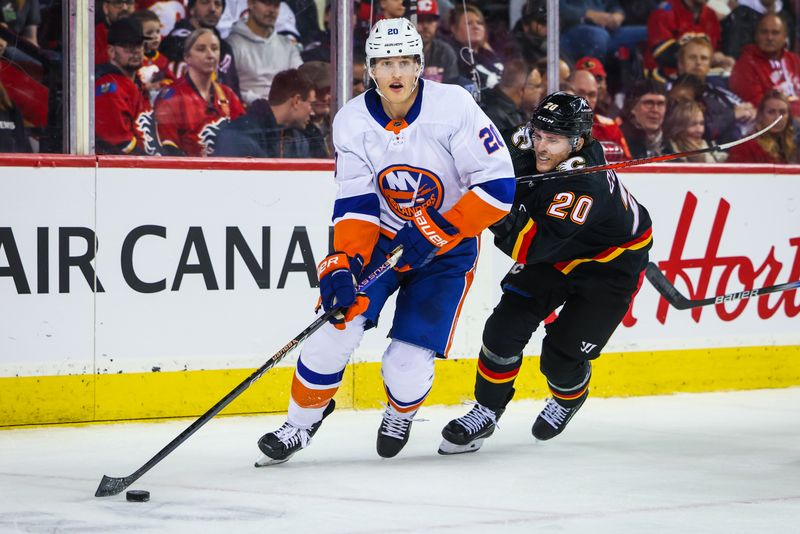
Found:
[532,363,592,441]
[474,345,522,411]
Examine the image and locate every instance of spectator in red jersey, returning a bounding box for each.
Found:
[415,0,459,84]
[728,89,797,163]
[155,28,244,156]
[160,0,240,97]
[620,78,670,158]
[646,0,735,82]
[95,17,160,155]
[131,9,175,103]
[569,69,632,160]
[96,0,136,65]
[663,98,724,162]
[729,13,800,118]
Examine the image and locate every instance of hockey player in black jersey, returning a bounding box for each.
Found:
[439,92,653,454]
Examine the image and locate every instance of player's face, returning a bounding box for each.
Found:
[248,0,280,30]
[678,42,711,79]
[192,0,224,29]
[532,129,573,172]
[760,97,789,132]
[186,32,220,75]
[141,20,161,53]
[103,0,135,23]
[371,56,420,104]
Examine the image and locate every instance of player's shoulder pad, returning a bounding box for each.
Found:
[508,123,533,151]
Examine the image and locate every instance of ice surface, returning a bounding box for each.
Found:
[1,388,799,533]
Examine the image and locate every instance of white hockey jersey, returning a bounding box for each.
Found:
[331,79,516,263]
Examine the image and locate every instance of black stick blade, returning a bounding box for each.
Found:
[95,475,133,497]
[645,262,691,310]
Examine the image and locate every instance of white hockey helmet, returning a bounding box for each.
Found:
[365,17,425,89]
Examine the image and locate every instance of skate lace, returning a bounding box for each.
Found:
[540,399,570,429]
[273,422,311,449]
[379,405,424,440]
[455,403,498,435]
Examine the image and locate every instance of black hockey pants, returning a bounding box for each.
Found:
[474,259,645,410]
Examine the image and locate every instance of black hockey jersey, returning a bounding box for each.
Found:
[492,124,653,275]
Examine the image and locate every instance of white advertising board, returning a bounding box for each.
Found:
[1,163,798,377]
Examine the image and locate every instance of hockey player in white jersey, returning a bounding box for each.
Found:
[256,17,515,465]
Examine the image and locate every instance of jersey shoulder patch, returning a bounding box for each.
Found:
[95,82,117,96]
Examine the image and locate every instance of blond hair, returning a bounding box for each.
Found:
[756,90,797,164]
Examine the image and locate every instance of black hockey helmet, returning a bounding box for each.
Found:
[528,91,594,138]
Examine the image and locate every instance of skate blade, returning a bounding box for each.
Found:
[254,454,292,467]
[437,438,485,455]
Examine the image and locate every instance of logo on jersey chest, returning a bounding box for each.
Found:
[378,164,444,220]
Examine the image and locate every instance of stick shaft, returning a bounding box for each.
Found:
[95,247,403,497]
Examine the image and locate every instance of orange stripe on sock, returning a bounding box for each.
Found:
[291,376,339,409]
[550,384,588,401]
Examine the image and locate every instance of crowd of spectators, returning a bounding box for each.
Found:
[0,0,799,163]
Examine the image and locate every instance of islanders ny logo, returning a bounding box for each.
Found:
[378,165,444,220]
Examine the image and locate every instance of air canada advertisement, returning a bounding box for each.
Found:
[0,165,798,376]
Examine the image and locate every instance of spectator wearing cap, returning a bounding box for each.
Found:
[297,60,332,157]
[575,55,621,118]
[480,58,529,132]
[722,0,795,59]
[160,0,241,97]
[646,0,735,82]
[675,37,757,144]
[96,0,136,65]
[226,0,302,105]
[415,0,459,84]
[569,69,631,160]
[446,3,504,90]
[95,17,160,155]
[155,28,244,156]
[131,9,176,104]
[216,68,316,157]
[511,0,548,68]
[729,13,800,118]
[620,79,670,158]
[559,0,647,64]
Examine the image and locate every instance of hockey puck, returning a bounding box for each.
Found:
[126,490,150,502]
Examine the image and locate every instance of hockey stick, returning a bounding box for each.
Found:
[645,262,800,310]
[517,115,784,187]
[95,246,404,497]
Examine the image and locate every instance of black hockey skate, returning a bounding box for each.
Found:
[376,405,415,458]
[438,403,504,455]
[255,399,336,467]
[531,390,588,441]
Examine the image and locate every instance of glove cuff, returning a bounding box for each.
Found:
[411,208,457,249]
